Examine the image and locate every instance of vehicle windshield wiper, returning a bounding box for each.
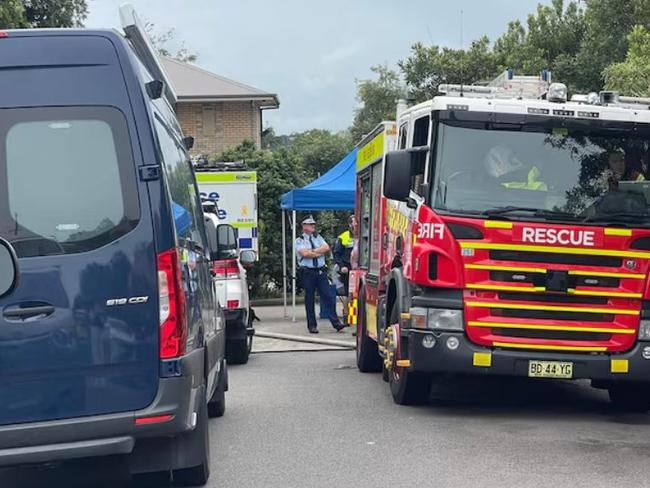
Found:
[483,206,580,221]
[583,212,650,225]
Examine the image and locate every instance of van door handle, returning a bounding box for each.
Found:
[4,305,55,320]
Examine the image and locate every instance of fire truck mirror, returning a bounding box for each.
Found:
[383,150,414,202]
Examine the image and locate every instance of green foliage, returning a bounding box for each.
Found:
[604,25,650,96]
[400,36,499,103]
[1,0,87,28]
[0,0,26,28]
[284,129,353,180]
[351,65,405,143]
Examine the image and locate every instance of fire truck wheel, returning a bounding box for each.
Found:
[356,289,382,373]
[387,304,430,405]
[608,382,650,412]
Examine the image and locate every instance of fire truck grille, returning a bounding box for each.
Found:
[490,271,619,289]
[489,250,622,267]
[497,308,614,322]
[493,328,609,342]
[497,292,608,305]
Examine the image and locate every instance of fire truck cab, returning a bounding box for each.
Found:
[351,70,650,410]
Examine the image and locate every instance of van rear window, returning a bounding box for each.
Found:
[0,107,139,257]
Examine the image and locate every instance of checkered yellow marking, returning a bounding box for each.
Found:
[348,297,358,326]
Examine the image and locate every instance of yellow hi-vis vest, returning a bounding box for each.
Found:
[502,166,548,191]
[338,230,354,247]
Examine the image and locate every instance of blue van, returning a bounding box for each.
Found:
[0,6,226,485]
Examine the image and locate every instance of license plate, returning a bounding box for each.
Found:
[528,360,573,379]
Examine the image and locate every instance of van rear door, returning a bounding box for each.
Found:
[0,103,159,424]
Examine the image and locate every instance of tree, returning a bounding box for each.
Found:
[398,0,588,100]
[351,65,405,142]
[146,22,197,63]
[22,0,87,27]
[493,0,585,91]
[0,0,26,28]
[1,0,87,28]
[399,36,499,102]
[603,25,650,96]
[288,129,353,180]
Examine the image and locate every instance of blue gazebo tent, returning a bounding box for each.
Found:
[280,148,357,211]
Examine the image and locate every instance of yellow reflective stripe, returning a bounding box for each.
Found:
[465,301,639,315]
[493,342,607,352]
[568,289,642,299]
[465,264,546,274]
[604,228,632,237]
[469,320,636,335]
[459,241,650,259]
[467,284,642,298]
[467,284,545,293]
[484,220,513,229]
[396,359,411,368]
[567,270,646,279]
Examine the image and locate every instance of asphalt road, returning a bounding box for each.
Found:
[3,350,650,488]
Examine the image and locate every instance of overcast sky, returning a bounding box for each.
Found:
[88,0,550,135]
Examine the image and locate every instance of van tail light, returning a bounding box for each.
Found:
[158,249,187,359]
[213,259,240,280]
[0,32,8,39]
[226,299,240,309]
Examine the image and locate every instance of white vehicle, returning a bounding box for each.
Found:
[204,210,256,364]
[196,163,258,256]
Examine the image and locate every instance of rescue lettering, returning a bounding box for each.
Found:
[520,227,596,247]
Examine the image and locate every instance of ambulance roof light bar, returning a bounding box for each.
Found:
[439,69,552,100]
[120,3,177,106]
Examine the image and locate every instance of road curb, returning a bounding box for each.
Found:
[255,331,356,349]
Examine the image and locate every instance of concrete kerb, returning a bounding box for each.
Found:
[255,331,356,349]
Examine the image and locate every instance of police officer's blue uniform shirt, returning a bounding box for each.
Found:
[295,233,327,268]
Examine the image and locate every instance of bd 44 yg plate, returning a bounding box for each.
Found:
[528,360,573,379]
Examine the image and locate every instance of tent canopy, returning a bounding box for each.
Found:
[280,148,357,210]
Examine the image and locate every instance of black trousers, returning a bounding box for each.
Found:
[301,268,339,329]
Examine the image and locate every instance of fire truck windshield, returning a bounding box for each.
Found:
[431,118,650,226]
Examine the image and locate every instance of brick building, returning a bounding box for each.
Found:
[162,57,279,156]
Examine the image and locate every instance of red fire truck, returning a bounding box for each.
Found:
[350,70,650,409]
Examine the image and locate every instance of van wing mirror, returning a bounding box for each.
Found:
[216,224,238,259]
[239,250,257,267]
[0,238,18,298]
[183,136,195,151]
[383,150,415,202]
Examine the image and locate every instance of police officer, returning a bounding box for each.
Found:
[295,215,345,334]
[333,215,356,325]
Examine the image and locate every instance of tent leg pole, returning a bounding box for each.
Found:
[292,210,297,323]
[282,211,287,318]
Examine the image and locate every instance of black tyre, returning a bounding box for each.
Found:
[173,393,211,486]
[608,382,650,412]
[356,289,382,372]
[387,302,430,405]
[226,337,250,365]
[208,362,227,418]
